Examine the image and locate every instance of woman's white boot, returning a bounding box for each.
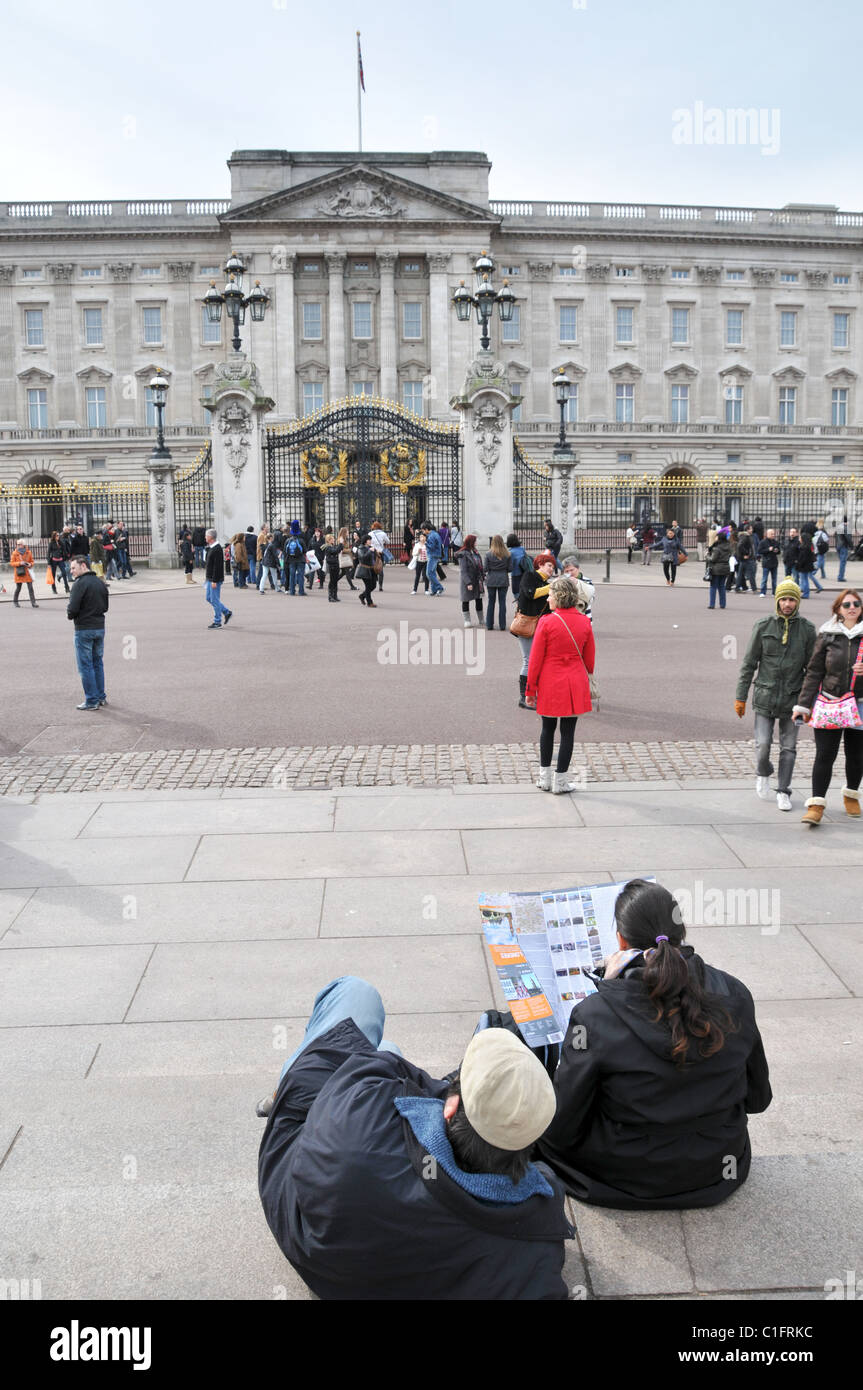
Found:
[552,771,578,795]
[536,766,552,792]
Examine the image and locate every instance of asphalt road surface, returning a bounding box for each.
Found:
[1,567,836,757]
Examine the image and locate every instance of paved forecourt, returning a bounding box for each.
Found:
[0,779,859,1301]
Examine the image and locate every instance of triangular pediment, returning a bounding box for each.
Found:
[222,163,496,227]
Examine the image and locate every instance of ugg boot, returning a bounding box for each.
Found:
[186,575,197,585]
[552,771,578,795]
[801,797,826,826]
[536,766,552,792]
[518,674,528,708]
[842,787,861,817]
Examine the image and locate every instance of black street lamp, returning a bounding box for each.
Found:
[552,367,573,455]
[452,250,515,351]
[149,368,170,460]
[204,251,271,352]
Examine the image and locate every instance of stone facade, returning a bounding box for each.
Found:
[1,150,862,496]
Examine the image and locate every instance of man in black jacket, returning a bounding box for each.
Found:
[69,524,90,559]
[543,518,563,569]
[757,528,781,596]
[67,556,109,710]
[204,529,232,629]
[258,976,571,1301]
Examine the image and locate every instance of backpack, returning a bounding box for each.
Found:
[816,534,829,555]
[286,535,305,560]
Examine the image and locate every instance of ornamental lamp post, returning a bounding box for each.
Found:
[552,367,574,458]
[451,250,516,351]
[148,369,171,460]
[204,251,271,352]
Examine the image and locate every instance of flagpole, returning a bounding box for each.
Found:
[357,30,363,153]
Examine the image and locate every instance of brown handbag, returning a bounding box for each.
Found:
[510,611,539,639]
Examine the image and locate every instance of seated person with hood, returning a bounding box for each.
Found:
[258,976,572,1300]
[538,880,771,1210]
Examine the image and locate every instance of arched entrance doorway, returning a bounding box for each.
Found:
[658,467,697,529]
[4,473,64,546]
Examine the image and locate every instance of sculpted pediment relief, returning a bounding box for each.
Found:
[223,163,494,226]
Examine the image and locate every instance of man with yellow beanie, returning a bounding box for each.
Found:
[735,579,816,811]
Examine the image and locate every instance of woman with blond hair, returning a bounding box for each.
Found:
[794,587,863,824]
[483,534,510,630]
[526,574,595,794]
[337,525,358,591]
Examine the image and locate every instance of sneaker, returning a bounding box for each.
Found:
[755,776,771,800]
[76,701,100,711]
[207,622,222,629]
[223,610,233,626]
[777,792,792,812]
[99,697,108,707]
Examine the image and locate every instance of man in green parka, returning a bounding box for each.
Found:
[734,578,816,812]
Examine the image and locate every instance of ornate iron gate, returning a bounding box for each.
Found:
[173,442,214,535]
[264,398,461,557]
[0,478,150,562]
[513,435,551,552]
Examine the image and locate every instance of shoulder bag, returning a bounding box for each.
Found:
[510,611,539,639]
[810,639,863,729]
[553,610,600,705]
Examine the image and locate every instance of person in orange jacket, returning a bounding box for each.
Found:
[10,539,38,608]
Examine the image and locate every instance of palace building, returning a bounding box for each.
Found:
[1,146,862,535]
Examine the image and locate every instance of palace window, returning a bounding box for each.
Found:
[402,381,423,413]
[302,302,322,339]
[303,382,324,413]
[779,386,796,425]
[142,306,162,344]
[559,305,577,342]
[725,386,743,425]
[833,312,850,348]
[671,383,689,423]
[726,309,743,345]
[615,382,634,423]
[25,308,44,346]
[86,386,107,428]
[202,304,221,344]
[27,388,47,428]
[352,301,372,338]
[780,311,797,347]
[403,302,422,339]
[501,304,520,342]
[615,306,633,343]
[83,307,103,345]
[832,388,848,426]
[671,307,690,344]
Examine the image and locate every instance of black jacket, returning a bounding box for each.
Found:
[67,571,110,630]
[517,569,552,618]
[798,623,863,708]
[205,544,224,583]
[538,949,771,1210]
[192,526,207,547]
[69,532,90,558]
[758,537,781,568]
[707,537,733,577]
[544,527,563,553]
[258,1019,572,1301]
[483,552,510,588]
[783,536,800,568]
[244,530,258,558]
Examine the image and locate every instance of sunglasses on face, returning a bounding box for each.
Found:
[840,601,862,609]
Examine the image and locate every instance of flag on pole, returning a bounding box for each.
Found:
[357,31,365,91]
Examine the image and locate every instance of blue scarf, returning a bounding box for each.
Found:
[394,1095,553,1205]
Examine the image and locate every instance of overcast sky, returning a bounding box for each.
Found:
[5,0,861,209]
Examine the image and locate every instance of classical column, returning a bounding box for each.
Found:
[0,265,15,423]
[207,353,274,540]
[528,260,554,417]
[49,263,76,424]
[167,262,194,424]
[428,252,450,418]
[549,460,576,550]
[274,251,297,417]
[326,253,346,399]
[146,453,178,568]
[378,250,398,401]
[451,351,517,543]
[109,263,134,426]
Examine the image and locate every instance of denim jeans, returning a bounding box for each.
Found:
[74,629,105,706]
[288,561,305,595]
[760,565,777,595]
[815,552,826,578]
[194,546,205,568]
[259,565,280,592]
[53,560,70,592]
[278,976,402,1081]
[428,555,444,593]
[837,547,849,583]
[116,548,133,577]
[798,571,811,598]
[486,587,507,629]
[205,580,230,624]
[754,713,798,795]
[708,577,726,608]
[517,633,534,676]
[248,557,257,587]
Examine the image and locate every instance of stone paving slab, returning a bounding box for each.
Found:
[333,790,582,830]
[0,887,35,929]
[0,944,154,1026]
[0,1026,102,1077]
[125,936,491,1023]
[799,924,863,994]
[649,867,863,928]
[463,825,744,874]
[80,798,336,837]
[685,926,851,1001]
[718,818,863,866]
[0,835,199,887]
[573,1205,694,1297]
[0,879,325,949]
[0,738,818,795]
[682,1155,863,1291]
[186,829,468,882]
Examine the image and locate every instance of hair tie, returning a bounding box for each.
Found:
[655,934,669,944]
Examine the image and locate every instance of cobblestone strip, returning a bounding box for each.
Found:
[0,739,815,796]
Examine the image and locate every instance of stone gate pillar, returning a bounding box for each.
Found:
[549,456,578,553]
[205,354,274,543]
[450,351,518,545]
[146,453,178,568]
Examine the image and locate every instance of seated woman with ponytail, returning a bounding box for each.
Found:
[537,880,771,1209]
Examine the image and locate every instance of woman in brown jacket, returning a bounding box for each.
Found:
[10,539,38,608]
[794,588,863,824]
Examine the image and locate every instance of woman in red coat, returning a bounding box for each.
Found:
[526,575,595,794]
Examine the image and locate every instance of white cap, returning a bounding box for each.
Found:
[460,1030,557,1151]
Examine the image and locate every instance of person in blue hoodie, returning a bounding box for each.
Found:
[506,532,532,598]
[423,522,445,595]
[284,520,307,596]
